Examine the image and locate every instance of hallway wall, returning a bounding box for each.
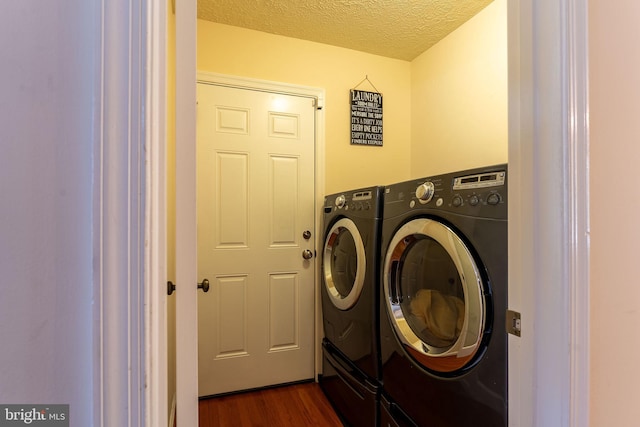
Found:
[0,2,97,424]
[589,1,640,424]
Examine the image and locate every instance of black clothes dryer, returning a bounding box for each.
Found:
[379,165,508,427]
[319,186,384,427]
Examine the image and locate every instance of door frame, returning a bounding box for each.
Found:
[144,0,168,426]
[506,0,589,426]
[144,0,590,425]
[97,0,168,425]
[174,0,199,425]
[195,71,327,391]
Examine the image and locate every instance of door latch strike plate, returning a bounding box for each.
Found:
[506,310,521,337]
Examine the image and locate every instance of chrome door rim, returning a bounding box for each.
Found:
[383,217,485,371]
[323,218,366,311]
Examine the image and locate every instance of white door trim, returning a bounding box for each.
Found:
[144,0,168,425]
[566,1,590,425]
[175,0,199,425]
[197,71,326,109]
[507,0,589,426]
[195,71,327,379]
[98,0,152,424]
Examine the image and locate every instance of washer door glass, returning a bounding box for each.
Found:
[323,218,366,310]
[383,218,486,374]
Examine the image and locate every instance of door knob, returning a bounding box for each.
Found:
[302,230,311,240]
[198,278,210,292]
[302,249,314,260]
[166,278,210,295]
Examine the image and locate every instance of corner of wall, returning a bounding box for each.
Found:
[409,0,508,178]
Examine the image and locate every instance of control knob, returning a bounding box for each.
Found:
[335,195,346,209]
[415,182,435,204]
[452,195,463,207]
[487,193,502,205]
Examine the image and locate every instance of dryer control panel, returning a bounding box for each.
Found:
[384,165,507,221]
[453,170,505,190]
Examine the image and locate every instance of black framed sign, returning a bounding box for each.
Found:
[350,89,383,146]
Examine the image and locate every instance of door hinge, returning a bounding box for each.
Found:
[312,98,323,110]
[506,310,521,337]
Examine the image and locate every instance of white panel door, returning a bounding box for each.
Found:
[196,83,316,397]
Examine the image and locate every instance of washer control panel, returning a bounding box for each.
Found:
[327,188,381,216]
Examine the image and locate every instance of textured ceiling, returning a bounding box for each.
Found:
[198,0,493,61]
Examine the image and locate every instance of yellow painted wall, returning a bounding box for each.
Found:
[197,21,412,193]
[589,0,640,424]
[410,0,507,177]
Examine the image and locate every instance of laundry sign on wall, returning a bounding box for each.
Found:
[350,88,383,147]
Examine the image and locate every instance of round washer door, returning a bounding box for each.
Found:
[323,218,366,311]
[383,217,487,374]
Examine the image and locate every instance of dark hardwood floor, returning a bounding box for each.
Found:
[198,382,344,427]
